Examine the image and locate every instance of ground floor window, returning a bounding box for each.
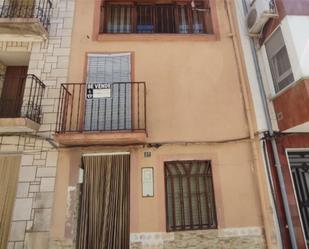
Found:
[164,160,217,231]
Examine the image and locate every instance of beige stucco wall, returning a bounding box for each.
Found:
[51,142,264,246]
[68,0,249,143]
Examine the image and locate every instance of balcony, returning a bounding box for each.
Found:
[0,74,45,133]
[0,0,52,41]
[273,78,309,132]
[54,82,147,146]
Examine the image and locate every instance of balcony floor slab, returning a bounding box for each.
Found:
[0,18,47,41]
[54,131,147,146]
[0,117,40,133]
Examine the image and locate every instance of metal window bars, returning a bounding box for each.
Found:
[164,160,217,231]
[101,2,210,34]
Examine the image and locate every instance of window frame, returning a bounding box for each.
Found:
[100,0,211,35]
[164,160,217,232]
[265,27,294,93]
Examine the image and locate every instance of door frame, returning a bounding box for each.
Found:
[285,148,309,249]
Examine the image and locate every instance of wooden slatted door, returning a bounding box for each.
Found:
[77,154,130,249]
[84,53,131,131]
[288,151,309,247]
[0,66,28,118]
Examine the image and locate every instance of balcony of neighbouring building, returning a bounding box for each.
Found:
[0,73,46,133]
[0,0,52,41]
[273,78,309,132]
[54,82,147,146]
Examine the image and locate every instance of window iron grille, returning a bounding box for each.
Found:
[164,160,217,231]
[101,2,211,34]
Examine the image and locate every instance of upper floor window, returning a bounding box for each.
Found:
[265,27,294,93]
[100,1,212,34]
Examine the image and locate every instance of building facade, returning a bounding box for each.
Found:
[51,0,279,249]
[236,0,309,248]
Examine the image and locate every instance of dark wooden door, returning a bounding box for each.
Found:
[0,66,28,118]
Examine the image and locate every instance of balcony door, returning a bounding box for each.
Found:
[84,53,131,131]
[0,66,28,118]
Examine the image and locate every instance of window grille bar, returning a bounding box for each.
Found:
[195,162,203,226]
[176,163,185,230]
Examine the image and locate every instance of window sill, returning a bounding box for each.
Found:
[269,77,309,101]
[96,33,219,42]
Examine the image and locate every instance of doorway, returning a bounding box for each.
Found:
[0,66,28,118]
[76,154,130,249]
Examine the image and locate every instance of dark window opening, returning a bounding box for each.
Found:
[137,5,154,33]
[164,160,217,232]
[101,1,212,34]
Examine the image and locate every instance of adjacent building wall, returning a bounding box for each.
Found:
[236,0,309,248]
[0,0,75,248]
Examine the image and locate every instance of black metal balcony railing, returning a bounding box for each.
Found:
[0,0,52,30]
[0,74,46,124]
[56,82,146,133]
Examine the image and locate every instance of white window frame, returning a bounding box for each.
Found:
[265,27,294,93]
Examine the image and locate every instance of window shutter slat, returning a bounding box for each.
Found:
[85,54,131,131]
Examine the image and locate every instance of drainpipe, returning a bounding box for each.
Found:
[225,1,280,248]
[239,0,298,248]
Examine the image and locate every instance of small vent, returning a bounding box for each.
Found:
[277,112,283,121]
[144,151,151,158]
[247,8,257,30]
